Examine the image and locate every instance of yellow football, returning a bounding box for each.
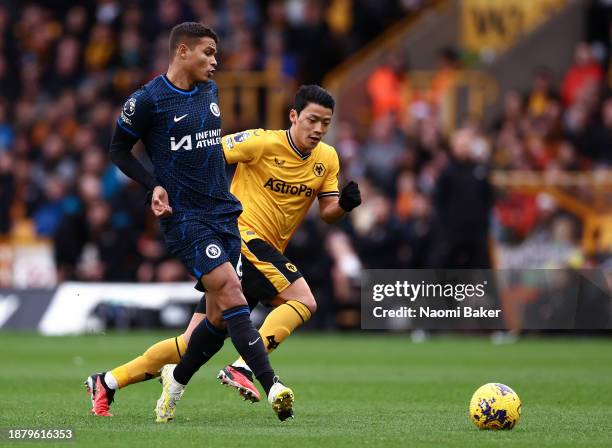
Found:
[469,383,521,430]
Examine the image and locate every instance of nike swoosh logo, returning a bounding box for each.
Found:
[248,337,261,346]
[174,114,188,122]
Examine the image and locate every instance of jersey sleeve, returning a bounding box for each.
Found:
[109,88,158,191]
[222,129,266,165]
[116,87,154,139]
[317,150,340,199]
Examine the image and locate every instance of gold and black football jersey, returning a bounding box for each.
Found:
[222,129,340,253]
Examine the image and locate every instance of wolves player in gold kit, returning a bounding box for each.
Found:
[86,85,361,414]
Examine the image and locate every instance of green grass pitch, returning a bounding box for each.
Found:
[1,332,611,447]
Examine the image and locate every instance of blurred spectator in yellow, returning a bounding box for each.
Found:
[527,68,558,119]
[326,0,353,37]
[84,23,116,72]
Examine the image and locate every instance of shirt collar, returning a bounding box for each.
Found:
[286,130,311,160]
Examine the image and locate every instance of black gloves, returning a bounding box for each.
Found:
[339,181,361,212]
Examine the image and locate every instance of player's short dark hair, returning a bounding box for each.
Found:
[294,85,335,115]
[169,22,218,57]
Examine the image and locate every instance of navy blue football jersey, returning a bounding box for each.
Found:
[117,75,242,224]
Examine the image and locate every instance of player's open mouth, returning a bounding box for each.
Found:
[208,70,216,77]
[308,137,320,143]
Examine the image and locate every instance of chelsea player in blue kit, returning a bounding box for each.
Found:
[94,22,294,422]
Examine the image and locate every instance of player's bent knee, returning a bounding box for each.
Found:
[300,293,317,315]
[281,279,317,315]
[295,282,317,314]
[289,292,317,315]
[218,281,247,309]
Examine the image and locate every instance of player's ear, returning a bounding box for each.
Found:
[177,43,190,59]
[289,109,298,125]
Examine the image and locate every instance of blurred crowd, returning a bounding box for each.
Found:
[0,1,610,328]
[0,0,421,286]
[346,40,612,277]
[318,38,612,325]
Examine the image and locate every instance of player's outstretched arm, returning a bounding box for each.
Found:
[319,181,361,224]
